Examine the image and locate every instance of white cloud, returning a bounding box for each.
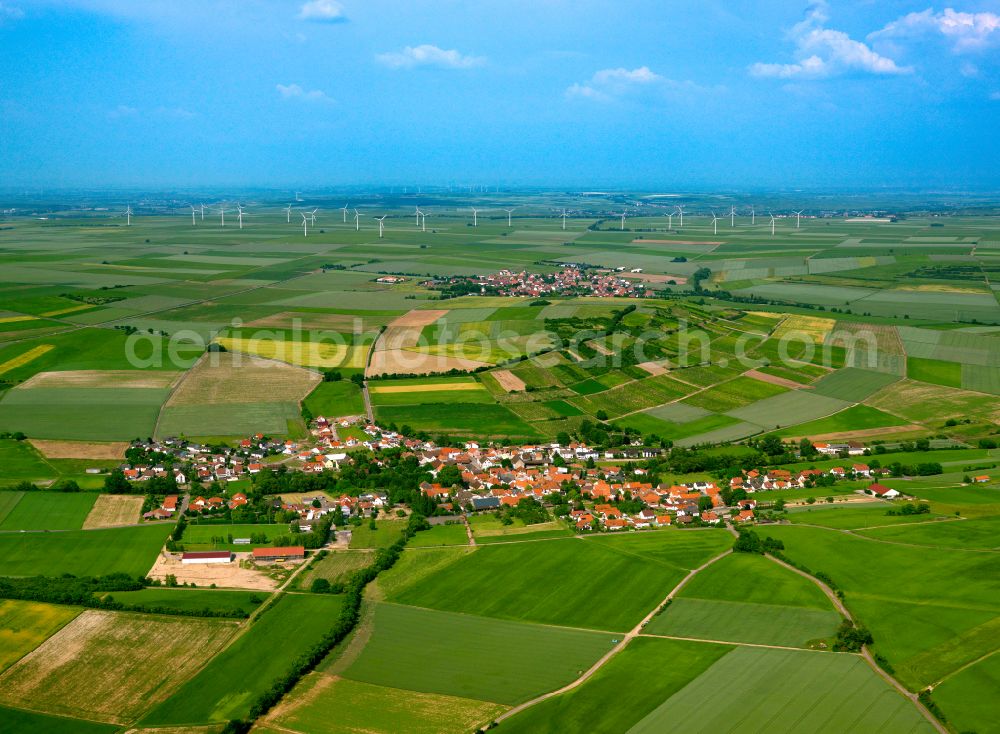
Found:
[870,8,1000,52]
[751,1,911,79]
[276,83,333,103]
[107,104,138,118]
[376,44,484,70]
[0,2,23,23]
[297,0,346,23]
[566,66,671,100]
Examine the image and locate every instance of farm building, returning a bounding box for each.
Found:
[252,546,305,562]
[866,483,900,499]
[181,551,233,565]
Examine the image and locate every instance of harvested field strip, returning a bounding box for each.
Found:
[19,370,181,389]
[369,383,483,393]
[0,610,238,725]
[492,369,527,392]
[0,315,37,324]
[27,439,127,459]
[389,309,450,327]
[0,345,54,376]
[215,337,366,369]
[166,352,319,406]
[82,494,143,529]
[743,368,807,390]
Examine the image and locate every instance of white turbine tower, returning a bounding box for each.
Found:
[200,204,206,221]
[190,206,197,225]
[619,211,627,231]
[711,211,719,235]
[301,212,309,237]
[340,204,349,223]
[236,204,246,230]
[125,205,132,226]
[730,206,736,228]
[420,210,428,232]
[667,212,674,230]
[769,212,776,236]
[283,205,292,223]
[676,205,685,228]
[750,205,756,225]
[504,208,514,227]
[375,215,387,238]
[414,206,422,227]
[561,209,568,230]
[794,210,804,229]
[219,205,226,228]
[353,209,360,231]
[471,207,480,227]
[309,208,318,226]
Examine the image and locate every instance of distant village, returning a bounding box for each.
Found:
[424,267,653,299]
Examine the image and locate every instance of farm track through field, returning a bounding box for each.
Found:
[491,547,733,725]
[764,553,948,734]
[791,519,1000,553]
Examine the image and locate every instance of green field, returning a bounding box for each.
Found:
[0,387,169,441]
[495,637,732,734]
[183,522,290,550]
[2,706,118,734]
[906,356,963,387]
[375,403,539,438]
[298,549,373,588]
[349,518,409,549]
[645,553,841,647]
[761,524,1000,693]
[628,646,935,733]
[0,524,170,577]
[810,367,900,402]
[0,599,81,673]
[932,650,1000,734]
[407,522,470,547]
[343,602,614,704]
[141,593,345,725]
[772,404,910,438]
[390,531,731,631]
[785,503,949,530]
[303,380,366,417]
[260,675,505,734]
[0,491,98,531]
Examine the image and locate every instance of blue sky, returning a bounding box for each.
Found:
[1,0,999,189]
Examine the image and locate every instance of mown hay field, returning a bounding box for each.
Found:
[0,610,238,724]
[167,352,319,406]
[0,599,81,674]
[81,494,144,529]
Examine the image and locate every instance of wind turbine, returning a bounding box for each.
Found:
[504,208,515,227]
[219,205,226,227]
[769,212,776,236]
[676,205,685,228]
[309,208,318,225]
[340,204,349,223]
[730,206,736,228]
[353,209,360,231]
[414,206,422,227]
[711,211,719,235]
[471,207,480,227]
[236,204,246,230]
[794,210,804,229]
[124,205,132,226]
[283,205,292,223]
[301,213,309,237]
[750,205,756,225]
[190,206,197,225]
[619,211,627,231]
[561,209,568,230]
[420,210,428,232]
[375,215,387,238]
[667,212,674,230]
[199,204,206,221]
